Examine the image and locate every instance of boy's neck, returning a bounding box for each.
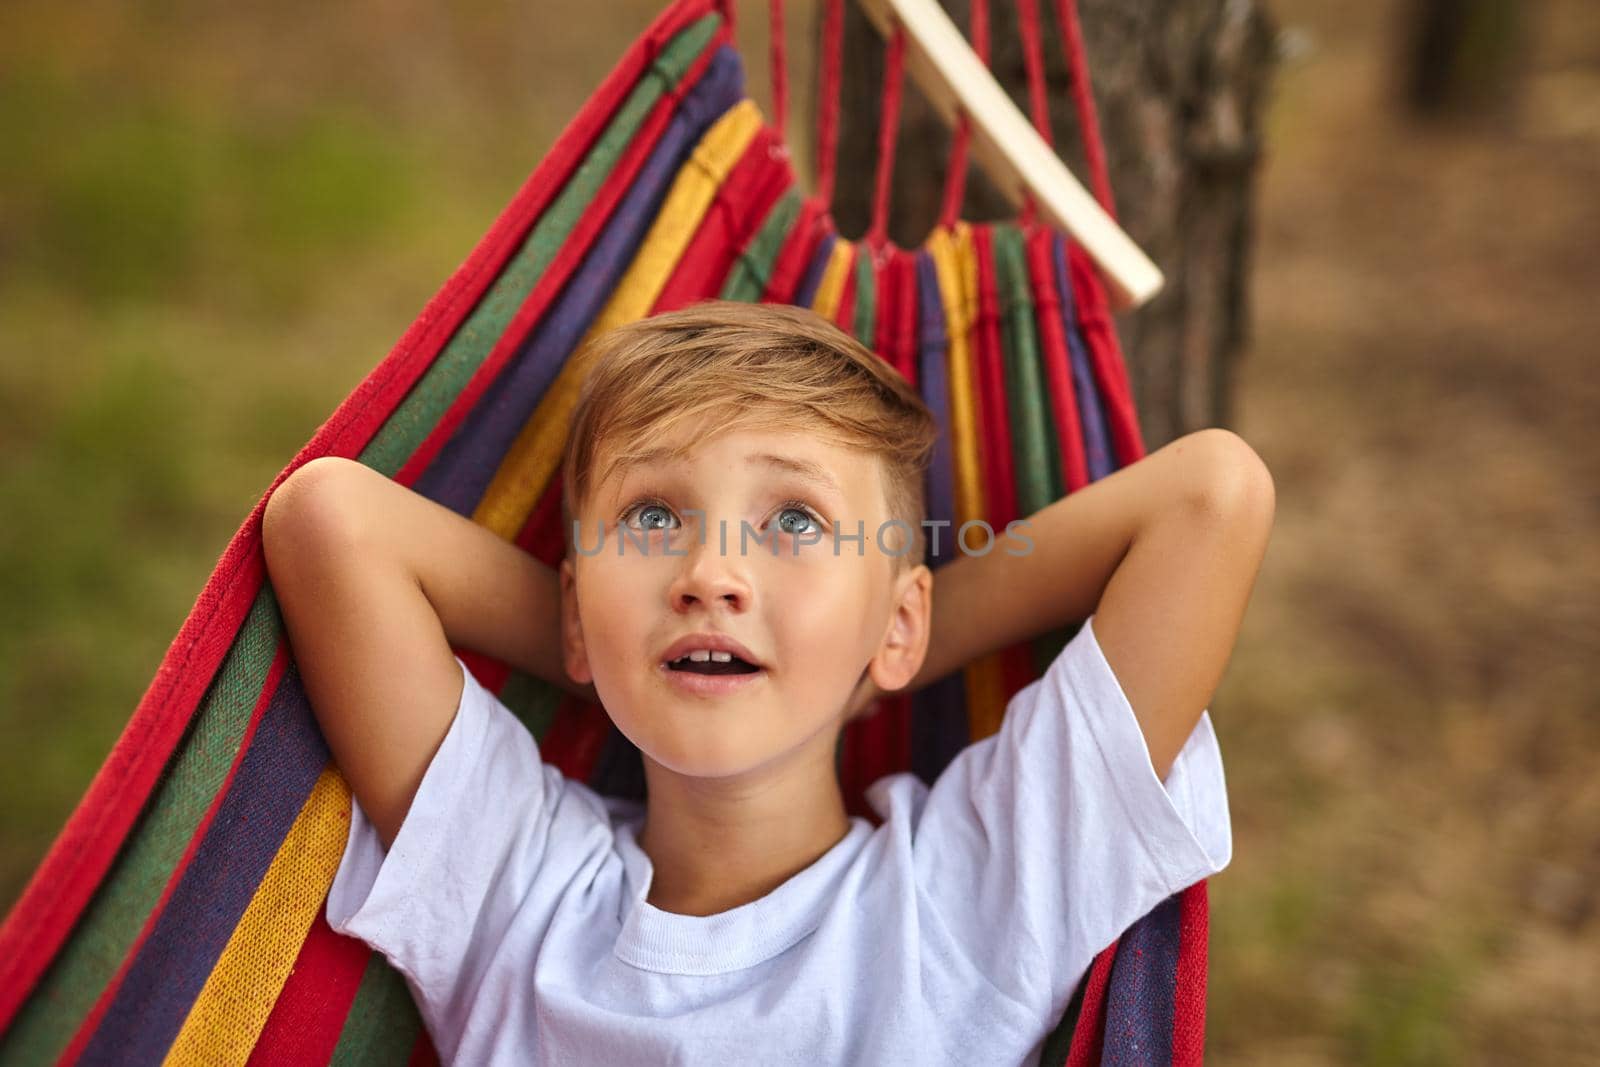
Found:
[636,748,853,917]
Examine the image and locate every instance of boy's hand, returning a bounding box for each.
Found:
[898,429,1273,779]
[263,456,594,849]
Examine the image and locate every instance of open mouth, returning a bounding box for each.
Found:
[665,655,762,676]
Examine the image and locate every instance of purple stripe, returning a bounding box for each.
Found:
[914,251,955,557]
[78,666,330,1066]
[1052,235,1114,483]
[1101,892,1182,1066]
[909,250,970,787]
[415,45,747,516]
[790,233,836,310]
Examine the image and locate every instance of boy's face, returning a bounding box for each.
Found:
[559,427,931,783]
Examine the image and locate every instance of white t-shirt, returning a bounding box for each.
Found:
[326,614,1231,1066]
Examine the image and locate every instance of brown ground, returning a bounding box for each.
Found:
[1209,0,1600,1060]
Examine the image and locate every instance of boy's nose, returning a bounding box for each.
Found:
[668,533,752,613]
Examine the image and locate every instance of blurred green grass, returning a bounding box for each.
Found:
[0,6,558,915]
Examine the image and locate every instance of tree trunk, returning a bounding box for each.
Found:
[1398,0,1526,119]
[824,0,1278,449]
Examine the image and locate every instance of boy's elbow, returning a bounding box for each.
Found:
[1180,429,1275,527]
[263,457,369,573]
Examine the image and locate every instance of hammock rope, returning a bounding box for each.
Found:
[867,25,907,246]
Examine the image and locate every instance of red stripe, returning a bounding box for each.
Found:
[540,698,613,783]
[406,1028,443,1067]
[1063,939,1117,1066]
[893,248,918,386]
[57,646,292,1066]
[393,23,729,491]
[454,650,511,698]
[0,1,723,1033]
[1024,226,1089,493]
[1171,883,1209,1066]
[1066,242,1144,464]
[245,915,373,1067]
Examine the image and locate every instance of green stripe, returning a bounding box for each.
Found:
[851,246,876,346]
[0,591,285,1066]
[496,665,563,741]
[992,225,1056,516]
[358,14,722,478]
[327,953,424,1067]
[719,190,801,302]
[991,226,1073,675]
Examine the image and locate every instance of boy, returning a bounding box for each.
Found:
[262,301,1273,1065]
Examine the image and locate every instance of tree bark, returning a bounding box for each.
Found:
[824,0,1278,449]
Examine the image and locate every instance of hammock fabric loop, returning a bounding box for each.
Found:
[814,0,844,211]
[939,0,990,230]
[768,0,788,139]
[867,24,907,246]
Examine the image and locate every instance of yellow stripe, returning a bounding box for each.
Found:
[163,766,352,1067]
[929,226,982,540]
[473,98,765,539]
[934,224,1009,741]
[930,226,984,738]
[810,238,854,321]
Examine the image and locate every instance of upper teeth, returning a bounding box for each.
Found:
[675,649,734,663]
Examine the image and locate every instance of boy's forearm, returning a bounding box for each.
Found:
[321,458,598,703]
[907,431,1222,693]
[403,533,600,706]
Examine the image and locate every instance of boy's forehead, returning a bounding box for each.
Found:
[595,431,882,508]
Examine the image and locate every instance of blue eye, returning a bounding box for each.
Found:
[622,501,677,531]
[774,503,822,536]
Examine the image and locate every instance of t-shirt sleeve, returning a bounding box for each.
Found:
[906,613,1232,1017]
[324,654,576,1049]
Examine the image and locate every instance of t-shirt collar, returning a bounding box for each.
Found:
[610,812,874,975]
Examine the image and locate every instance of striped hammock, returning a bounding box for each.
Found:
[0,1,1211,1064]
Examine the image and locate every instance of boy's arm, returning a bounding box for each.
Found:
[262,456,595,850]
[901,428,1274,780]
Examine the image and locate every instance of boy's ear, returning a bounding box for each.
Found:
[866,563,933,696]
[559,557,594,686]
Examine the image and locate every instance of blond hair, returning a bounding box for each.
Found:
[560,300,938,571]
